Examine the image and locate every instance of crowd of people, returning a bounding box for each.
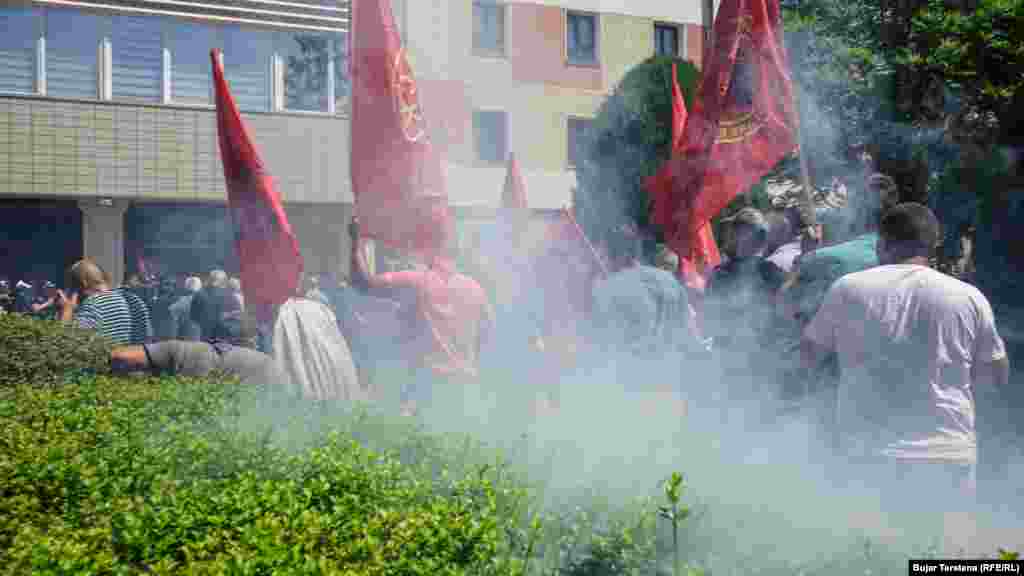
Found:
[0,168,1015,519]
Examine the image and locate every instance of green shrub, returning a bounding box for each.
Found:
[0,314,112,389]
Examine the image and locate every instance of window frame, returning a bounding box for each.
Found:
[566,115,592,169]
[653,22,681,58]
[0,7,349,116]
[472,0,507,59]
[0,7,44,96]
[565,10,599,68]
[472,108,509,166]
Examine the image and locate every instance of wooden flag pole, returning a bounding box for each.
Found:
[791,76,819,252]
[563,206,610,278]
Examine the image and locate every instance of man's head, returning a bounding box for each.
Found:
[654,244,680,273]
[720,207,768,260]
[208,269,229,289]
[859,173,899,232]
[876,203,940,265]
[764,208,800,253]
[184,276,203,293]
[66,259,111,297]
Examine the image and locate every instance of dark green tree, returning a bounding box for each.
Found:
[572,56,700,254]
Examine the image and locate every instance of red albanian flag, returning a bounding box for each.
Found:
[661,0,798,261]
[350,0,449,260]
[647,63,721,292]
[211,49,303,322]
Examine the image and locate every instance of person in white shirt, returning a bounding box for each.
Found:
[801,203,1009,511]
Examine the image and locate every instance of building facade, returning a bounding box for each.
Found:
[0,0,707,286]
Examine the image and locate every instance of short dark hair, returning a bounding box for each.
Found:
[879,203,940,260]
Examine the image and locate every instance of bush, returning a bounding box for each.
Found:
[0,313,112,389]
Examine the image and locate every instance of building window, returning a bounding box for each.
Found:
[333,32,350,113]
[0,7,40,95]
[112,16,164,102]
[566,11,597,66]
[281,30,333,112]
[473,1,505,57]
[654,23,679,57]
[223,25,273,112]
[170,21,219,105]
[567,117,592,168]
[473,110,507,165]
[46,8,103,100]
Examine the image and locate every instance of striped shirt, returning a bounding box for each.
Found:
[74,288,153,346]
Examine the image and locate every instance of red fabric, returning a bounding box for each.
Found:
[350,0,449,260]
[211,50,303,323]
[502,153,528,210]
[670,63,688,152]
[646,64,722,291]
[655,0,797,266]
[375,265,490,378]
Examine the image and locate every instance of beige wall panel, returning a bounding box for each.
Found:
[527,0,703,25]
[603,14,654,91]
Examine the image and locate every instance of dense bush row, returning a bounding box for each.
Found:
[0,315,1017,574]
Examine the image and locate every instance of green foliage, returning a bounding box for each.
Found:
[573,56,701,249]
[900,0,1024,119]
[0,313,112,389]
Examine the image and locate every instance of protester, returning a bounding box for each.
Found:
[228,277,245,311]
[0,279,11,314]
[168,276,203,341]
[304,274,330,306]
[761,208,802,294]
[781,173,898,326]
[801,203,1009,509]
[271,297,364,402]
[704,207,774,348]
[110,313,281,386]
[590,224,694,361]
[30,281,60,320]
[13,280,34,314]
[58,259,153,346]
[190,275,244,345]
[349,203,494,417]
[150,277,179,341]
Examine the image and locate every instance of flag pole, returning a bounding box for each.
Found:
[563,205,609,277]
[790,75,818,252]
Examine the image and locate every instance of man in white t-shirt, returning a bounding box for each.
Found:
[801,203,1009,509]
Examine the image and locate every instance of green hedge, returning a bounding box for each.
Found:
[0,313,112,389]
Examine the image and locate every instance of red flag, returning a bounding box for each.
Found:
[659,0,798,266]
[501,153,527,210]
[350,0,449,259]
[670,63,688,151]
[647,64,721,291]
[211,49,303,322]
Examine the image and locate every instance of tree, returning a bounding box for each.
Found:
[572,56,701,255]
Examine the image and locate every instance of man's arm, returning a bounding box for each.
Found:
[110,345,151,373]
[974,356,1010,391]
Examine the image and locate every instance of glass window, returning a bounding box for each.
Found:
[473,110,507,164]
[333,32,349,113]
[0,7,40,94]
[223,25,272,112]
[655,24,679,57]
[112,15,163,102]
[566,12,597,66]
[567,117,591,168]
[171,21,219,105]
[473,1,505,57]
[281,30,335,112]
[46,8,103,99]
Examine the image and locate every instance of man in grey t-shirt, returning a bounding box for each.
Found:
[111,339,281,386]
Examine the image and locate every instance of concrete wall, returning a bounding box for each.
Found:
[0,96,351,204]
